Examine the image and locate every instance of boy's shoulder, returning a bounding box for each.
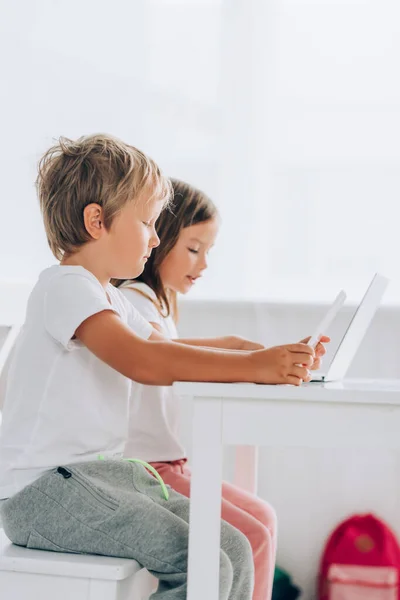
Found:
[32,265,109,318]
[35,264,103,295]
[26,265,116,350]
[28,265,152,348]
[37,265,140,322]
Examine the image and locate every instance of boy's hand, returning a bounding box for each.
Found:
[249,343,315,385]
[300,335,330,370]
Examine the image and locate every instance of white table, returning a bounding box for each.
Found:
[173,378,400,600]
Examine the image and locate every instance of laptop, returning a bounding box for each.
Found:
[311,273,389,382]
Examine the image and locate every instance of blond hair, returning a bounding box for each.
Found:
[36,134,172,260]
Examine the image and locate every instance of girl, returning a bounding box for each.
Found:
[113,179,327,600]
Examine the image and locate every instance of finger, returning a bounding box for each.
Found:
[315,343,326,357]
[290,365,310,381]
[315,338,330,357]
[287,343,315,355]
[292,353,314,367]
[301,335,330,348]
[285,375,303,386]
[310,357,321,371]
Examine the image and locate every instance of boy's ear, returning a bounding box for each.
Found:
[83,203,105,240]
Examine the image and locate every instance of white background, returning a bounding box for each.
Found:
[1,0,400,300]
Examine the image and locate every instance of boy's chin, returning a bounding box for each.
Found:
[115,266,144,280]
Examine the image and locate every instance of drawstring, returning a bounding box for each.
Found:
[97,454,169,500]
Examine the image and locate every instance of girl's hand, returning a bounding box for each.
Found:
[300,335,330,370]
[233,336,264,351]
[249,343,314,385]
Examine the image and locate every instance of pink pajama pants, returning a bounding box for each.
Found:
[150,459,277,600]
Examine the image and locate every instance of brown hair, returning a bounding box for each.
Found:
[113,179,218,320]
[36,133,171,260]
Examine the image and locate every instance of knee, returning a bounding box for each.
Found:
[252,500,278,539]
[251,520,274,556]
[227,528,254,596]
[1,495,31,546]
[228,525,254,569]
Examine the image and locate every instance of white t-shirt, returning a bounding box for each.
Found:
[0,265,152,499]
[120,282,186,462]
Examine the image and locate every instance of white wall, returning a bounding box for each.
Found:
[2,0,400,301]
[0,0,221,284]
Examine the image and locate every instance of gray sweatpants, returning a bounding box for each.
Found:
[0,460,254,599]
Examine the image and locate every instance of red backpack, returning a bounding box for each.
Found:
[318,514,400,600]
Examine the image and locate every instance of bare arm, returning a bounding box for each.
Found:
[149,326,249,355]
[150,322,264,351]
[75,310,314,386]
[152,324,328,367]
[149,323,261,351]
[177,335,264,351]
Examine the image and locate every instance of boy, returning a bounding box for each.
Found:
[0,134,319,599]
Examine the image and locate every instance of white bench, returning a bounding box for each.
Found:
[0,529,157,600]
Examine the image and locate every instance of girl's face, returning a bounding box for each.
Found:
[159,218,219,294]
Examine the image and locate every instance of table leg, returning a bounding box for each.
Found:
[188,397,223,600]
